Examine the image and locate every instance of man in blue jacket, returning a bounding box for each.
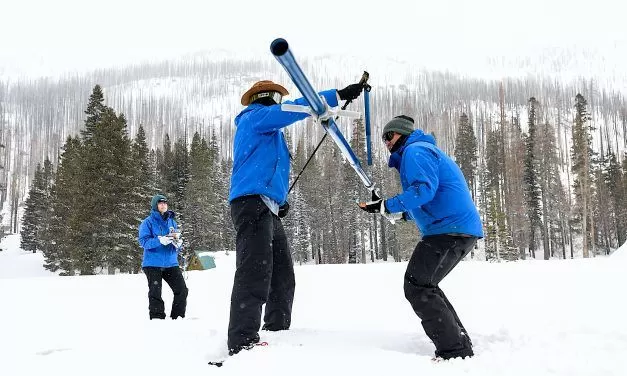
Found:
[359,115,483,360]
[138,194,188,320]
[227,79,363,355]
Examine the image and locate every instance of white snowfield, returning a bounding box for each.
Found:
[1,234,626,376]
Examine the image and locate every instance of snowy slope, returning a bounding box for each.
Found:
[0,234,57,279]
[0,238,625,375]
[611,241,627,260]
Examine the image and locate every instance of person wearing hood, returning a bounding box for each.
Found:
[138,194,188,320]
[359,115,483,360]
[227,79,364,355]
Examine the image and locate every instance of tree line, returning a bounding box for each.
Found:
[18,81,627,273]
[454,86,627,260]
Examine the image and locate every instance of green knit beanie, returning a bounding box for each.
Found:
[382,115,414,136]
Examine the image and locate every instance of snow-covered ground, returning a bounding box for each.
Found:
[611,240,627,260]
[0,234,56,279]
[0,234,625,376]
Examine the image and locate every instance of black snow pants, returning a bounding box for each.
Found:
[143,266,188,320]
[227,195,295,351]
[404,234,477,359]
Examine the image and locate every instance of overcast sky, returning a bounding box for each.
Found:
[1,0,625,77]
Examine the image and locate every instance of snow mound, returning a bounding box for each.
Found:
[611,241,627,260]
[0,234,57,279]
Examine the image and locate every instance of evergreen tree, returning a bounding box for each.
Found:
[220,158,235,254]
[345,118,368,263]
[523,97,542,258]
[286,138,311,264]
[86,107,136,273]
[147,149,159,195]
[321,144,344,263]
[484,127,517,260]
[128,126,153,272]
[454,113,478,197]
[158,135,176,197]
[21,163,46,253]
[480,158,498,261]
[206,133,224,251]
[81,85,106,143]
[571,93,594,258]
[182,132,213,259]
[593,152,613,254]
[172,137,190,213]
[538,121,568,258]
[44,137,83,274]
[604,151,625,247]
[299,139,326,264]
[505,115,528,259]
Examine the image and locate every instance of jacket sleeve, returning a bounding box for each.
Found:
[384,146,440,213]
[138,219,161,251]
[248,89,340,133]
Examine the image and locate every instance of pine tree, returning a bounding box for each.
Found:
[484,127,517,260]
[158,135,176,197]
[321,144,344,263]
[220,158,235,254]
[537,121,568,258]
[296,125,326,264]
[523,97,542,258]
[21,163,46,253]
[81,85,106,143]
[505,115,528,259]
[454,113,478,197]
[290,187,310,265]
[604,151,625,247]
[128,126,153,272]
[345,118,368,263]
[206,133,224,251]
[172,137,190,214]
[44,137,83,274]
[287,138,311,264]
[593,151,613,254]
[84,107,136,273]
[571,93,594,258]
[182,132,213,259]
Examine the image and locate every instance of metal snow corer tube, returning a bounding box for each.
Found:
[364,79,372,166]
[270,38,375,191]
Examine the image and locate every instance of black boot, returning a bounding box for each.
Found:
[228,333,260,356]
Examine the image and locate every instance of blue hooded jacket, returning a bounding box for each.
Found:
[138,210,180,268]
[384,130,483,238]
[229,89,340,204]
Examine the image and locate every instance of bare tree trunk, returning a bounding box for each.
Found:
[380,217,389,261]
[541,189,550,260]
[582,191,589,258]
[564,129,575,259]
[374,215,383,261]
[360,230,366,264]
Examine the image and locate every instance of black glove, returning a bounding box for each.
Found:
[278,202,290,218]
[359,199,383,214]
[337,83,363,102]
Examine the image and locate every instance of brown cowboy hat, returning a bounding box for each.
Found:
[240,80,289,106]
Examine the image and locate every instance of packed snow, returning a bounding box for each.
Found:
[610,241,627,260]
[0,234,626,375]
